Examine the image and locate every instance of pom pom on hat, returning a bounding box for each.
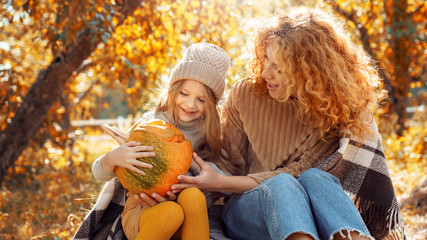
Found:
[169,43,231,101]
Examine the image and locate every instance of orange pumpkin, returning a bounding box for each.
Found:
[115,119,193,196]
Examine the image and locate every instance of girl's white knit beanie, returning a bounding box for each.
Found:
[169,43,231,101]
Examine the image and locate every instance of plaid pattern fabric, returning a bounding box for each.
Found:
[73,121,405,240]
[73,178,127,240]
[317,120,405,240]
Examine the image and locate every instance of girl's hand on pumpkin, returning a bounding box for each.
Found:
[133,193,158,206]
[172,152,221,192]
[102,141,155,175]
[133,191,177,206]
[165,190,178,200]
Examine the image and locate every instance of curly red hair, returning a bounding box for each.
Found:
[246,7,382,139]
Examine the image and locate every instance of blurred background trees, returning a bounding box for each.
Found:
[0,0,425,238]
[0,0,250,182]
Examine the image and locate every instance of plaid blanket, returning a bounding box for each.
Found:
[73,178,127,240]
[316,120,406,240]
[73,121,405,240]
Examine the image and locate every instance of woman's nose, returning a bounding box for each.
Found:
[261,67,272,80]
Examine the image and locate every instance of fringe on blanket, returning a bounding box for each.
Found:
[354,194,406,240]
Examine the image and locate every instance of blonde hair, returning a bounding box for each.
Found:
[246,7,381,139]
[156,80,226,165]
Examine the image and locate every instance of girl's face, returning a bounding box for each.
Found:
[175,80,207,123]
[261,44,294,102]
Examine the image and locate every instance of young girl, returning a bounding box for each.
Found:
[91,43,231,240]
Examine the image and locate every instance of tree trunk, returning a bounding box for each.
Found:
[0,0,143,185]
[386,0,412,134]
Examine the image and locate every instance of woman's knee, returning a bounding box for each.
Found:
[298,168,340,190]
[264,173,298,189]
[259,173,309,201]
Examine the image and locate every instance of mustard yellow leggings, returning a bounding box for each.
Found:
[136,187,209,240]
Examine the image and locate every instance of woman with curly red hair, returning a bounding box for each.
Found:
[173,7,404,240]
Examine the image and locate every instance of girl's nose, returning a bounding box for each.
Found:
[186,98,196,108]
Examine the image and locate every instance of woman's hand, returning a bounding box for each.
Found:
[173,152,259,194]
[172,152,222,193]
[133,191,177,207]
[101,141,154,174]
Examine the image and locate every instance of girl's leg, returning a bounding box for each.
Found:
[136,201,184,240]
[223,173,319,240]
[298,168,373,240]
[176,187,210,240]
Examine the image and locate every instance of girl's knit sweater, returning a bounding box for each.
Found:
[221,79,340,183]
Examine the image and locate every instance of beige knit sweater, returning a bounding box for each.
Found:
[222,79,340,184]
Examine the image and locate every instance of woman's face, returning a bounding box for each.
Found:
[175,79,207,122]
[261,44,294,102]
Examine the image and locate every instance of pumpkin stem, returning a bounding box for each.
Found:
[100,124,127,145]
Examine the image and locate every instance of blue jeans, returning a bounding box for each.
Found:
[222,168,372,240]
